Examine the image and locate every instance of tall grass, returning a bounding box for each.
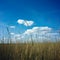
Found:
[0,42,60,60]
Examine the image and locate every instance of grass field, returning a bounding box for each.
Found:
[0,42,60,60]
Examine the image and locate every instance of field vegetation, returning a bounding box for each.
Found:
[0,42,60,60]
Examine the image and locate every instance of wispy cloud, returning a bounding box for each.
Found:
[10,32,15,35]
[17,19,34,26]
[10,26,15,28]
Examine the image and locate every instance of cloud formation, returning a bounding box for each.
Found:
[8,26,60,43]
[10,26,15,28]
[17,19,34,26]
[10,33,15,35]
[24,26,52,35]
[22,26,60,42]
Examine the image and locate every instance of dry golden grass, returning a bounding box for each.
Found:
[0,42,60,60]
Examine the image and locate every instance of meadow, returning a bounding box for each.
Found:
[0,42,60,60]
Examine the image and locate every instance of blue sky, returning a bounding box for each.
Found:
[0,0,60,29]
[0,0,60,42]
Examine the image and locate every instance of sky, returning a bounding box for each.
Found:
[0,0,60,42]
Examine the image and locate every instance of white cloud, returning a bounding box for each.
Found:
[14,34,21,40]
[14,34,24,39]
[23,26,59,42]
[24,29,34,34]
[24,21,34,26]
[24,26,52,35]
[17,19,24,24]
[39,27,52,31]
[10,33,15,35]
[10,26,15,28]
[17,19,34,26]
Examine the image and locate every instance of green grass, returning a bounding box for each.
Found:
[0,42,60,60]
